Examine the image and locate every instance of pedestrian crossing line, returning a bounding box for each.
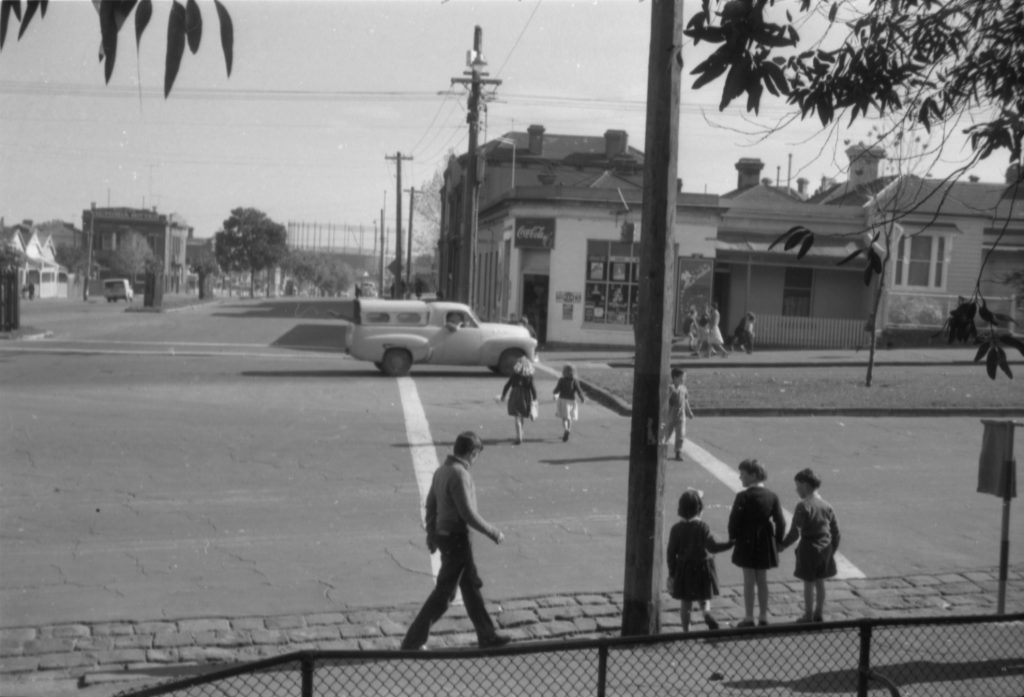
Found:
[683,439,866,580]
[397,377,443,582]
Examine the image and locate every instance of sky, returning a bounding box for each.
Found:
[0,0,1010,244]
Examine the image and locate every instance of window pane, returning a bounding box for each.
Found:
[934,237,945,287]
[907,236,932,286]
[784,266,813,289]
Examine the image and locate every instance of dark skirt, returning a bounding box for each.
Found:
[731,527,779,570]
[506,386,532,418]
[673,559,720,602]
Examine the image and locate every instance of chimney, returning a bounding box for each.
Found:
[527,124,545,156]
[797,177,809,198]
[604,129,628,159]
[845,141,887,187]
[735,158,764,190]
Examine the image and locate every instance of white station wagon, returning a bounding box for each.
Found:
[347,299,538,376]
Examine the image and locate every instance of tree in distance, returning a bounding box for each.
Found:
[214,208,287,299]
[0,0,233,98]
[685,0,1023,381]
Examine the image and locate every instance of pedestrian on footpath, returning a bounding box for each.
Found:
[553,364,585,442]
[667,488,733,632]
[731,312,756,354]
[706,302,729,357]
[662,367,695,461]
[499,356,537,444]
[401,431,511,651]
[728,458,786,627]
[780,468,841,623]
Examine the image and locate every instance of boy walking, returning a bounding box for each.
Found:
[664,368,696,461]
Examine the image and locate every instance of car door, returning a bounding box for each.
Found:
[430,311,483,365]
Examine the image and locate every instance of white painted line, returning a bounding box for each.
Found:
[397,377,443,581]
[683,439,866,579]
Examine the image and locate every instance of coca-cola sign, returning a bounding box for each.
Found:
[514,217,555,249]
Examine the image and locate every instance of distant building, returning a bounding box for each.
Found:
[0,219,69,298]
[438,124,723,346]
[82,207,192,292]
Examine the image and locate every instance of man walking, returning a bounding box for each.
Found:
[401,431,511,650]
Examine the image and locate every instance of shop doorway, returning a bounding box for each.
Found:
[522,274,549,345]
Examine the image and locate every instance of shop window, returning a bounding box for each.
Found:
[895,234,947,289]
[584,240,641,325]
[782,267,812,317]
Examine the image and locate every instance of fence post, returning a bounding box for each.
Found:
[596,644,607,697]
[857,623,871,697]
[301,654,314,697]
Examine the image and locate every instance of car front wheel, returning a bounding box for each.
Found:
[381,349,412,377]
[497,349,525,377]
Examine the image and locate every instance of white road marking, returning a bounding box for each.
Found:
[684,439,866,579]
[397,377,443,581]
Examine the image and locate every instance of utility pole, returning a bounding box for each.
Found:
[386,152,413,297]
[378,206,385,295]
[83,202,95,302]
[452,25,501,307]
[621,0,683,637]
[406,187,416,293]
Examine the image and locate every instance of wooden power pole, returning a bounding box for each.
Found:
[406,187,415,292]
[452,26,501,306]
[386,152,413,297]
[621,0,683,636]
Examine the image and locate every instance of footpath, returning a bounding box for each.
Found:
[3,329,1023,696]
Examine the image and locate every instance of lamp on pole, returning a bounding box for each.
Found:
[496,137,516,190]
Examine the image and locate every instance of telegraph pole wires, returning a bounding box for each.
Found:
[385,152,413,297]
[452,25,501,306]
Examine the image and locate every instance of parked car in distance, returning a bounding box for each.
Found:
[346,299,538,376]
[103,278,134,303]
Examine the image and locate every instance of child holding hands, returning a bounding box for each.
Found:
[553,364,585,442]
[666,489,733,631]
[781,468,841,623]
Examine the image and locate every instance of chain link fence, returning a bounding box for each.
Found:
[118,613,1023,697]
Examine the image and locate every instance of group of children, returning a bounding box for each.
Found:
[668,460,841,631]
[499,358,841,630]
[498,358,585,444]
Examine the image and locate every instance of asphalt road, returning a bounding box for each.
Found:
[0,298,1013,632]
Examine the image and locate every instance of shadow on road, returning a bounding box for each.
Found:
[539,455,629,465]
[212,300,356,320]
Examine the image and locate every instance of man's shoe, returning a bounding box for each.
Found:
[562,430,569,442]
[479,633,511,649]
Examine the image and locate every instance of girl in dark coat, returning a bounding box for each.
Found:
[728,458,786,627]
[666,489,733,631]
[499,356,537,444]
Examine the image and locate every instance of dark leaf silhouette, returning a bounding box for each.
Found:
[164,1,186,98]
[16,0,38,40]
[214,0,233,75]
[996,347,1012,379]
[185,0,201,54]
[134,0,151,48]
[796,233,814,259]
[836,247,863,266]
[999,334,1024,357]
[784,229,809,250]
[985,346,998,379]
[973,342,989,363]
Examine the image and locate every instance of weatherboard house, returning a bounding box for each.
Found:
[438,128,1021,348]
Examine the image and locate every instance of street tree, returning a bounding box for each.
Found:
[96,230,155,286]
[214,207,287,298]
[189,246,220,299]
[54,243,89,277]
[0,0,233,98]
[685,0,1024,380]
